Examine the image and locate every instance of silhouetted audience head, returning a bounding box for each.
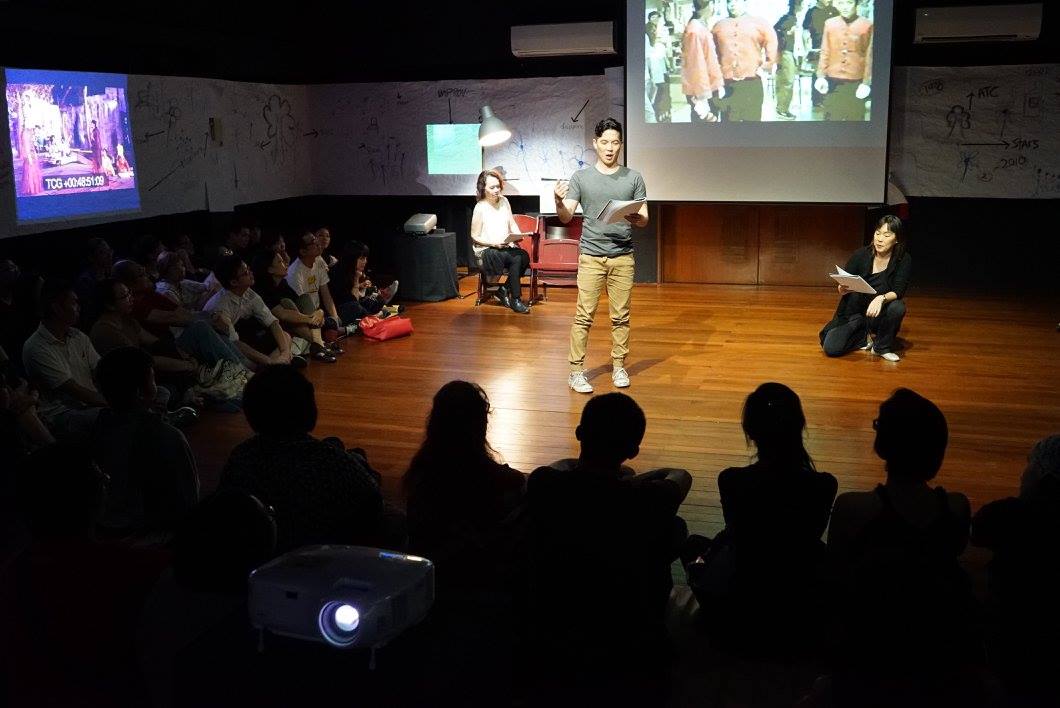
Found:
[112,259,152,294]
[874,388,948,483]
[133,234,163,268]
[83,237,114,272]
[97,278,134,314]
[173,489,277,593]
[97,346,156,411]
[17,443,106,538]
[405,380,495,492]
[742,382,814,470]
[157,250,185,283]
[242,364,316,436]
[1020,434,1060,500]
[576,392,645,465]
[0,258,21,297]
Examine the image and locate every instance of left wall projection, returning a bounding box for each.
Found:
[5,68,140,224]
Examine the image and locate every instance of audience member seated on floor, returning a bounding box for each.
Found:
[137,489,277,708]
[203,255,298,370]
[331,241,380,324]
[156,251,214,311]
[72,236,115,328]
[401,380,528,706]
[825,388,981,707]
[286,231,341,327]
[222,221,252,262]
[970,435,1060,707]
[113,259,248,370]
[92,347,200,539]
[527,392,692,706]
[259,229,290,268]
[250,251,335,363]
[91,278,208,401]
[219,365,386,553]
[0,369,54,461]
[10,443,171,708]
[683,382,838,656]
[133,234,166,283]
[315,226,339,269]
[21,280,109,439]
[161,232,211,281]
[405,380,527,595]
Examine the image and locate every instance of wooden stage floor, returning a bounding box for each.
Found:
[186,281,1060,539]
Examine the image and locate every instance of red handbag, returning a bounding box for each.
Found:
[359,315,413,341]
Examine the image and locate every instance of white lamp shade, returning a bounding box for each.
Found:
[478,105,512,147]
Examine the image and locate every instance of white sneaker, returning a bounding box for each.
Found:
[568,371,593,394]
[878,351,900,362]
[612,367,630,388]
[860,336,872,351]
[380,280,399,304]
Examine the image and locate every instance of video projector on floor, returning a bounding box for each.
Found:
[403,213,437,234]
[248,545,435,649]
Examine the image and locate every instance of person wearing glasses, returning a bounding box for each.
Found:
[820,215,910,362]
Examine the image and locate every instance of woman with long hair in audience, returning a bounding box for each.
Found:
[402,380,527,705]
[403,380,525,591]
[684,382,837,654]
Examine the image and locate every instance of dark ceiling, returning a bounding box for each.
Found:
[0,0,1055,84]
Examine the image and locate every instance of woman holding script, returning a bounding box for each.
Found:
[819,215,910,362]
[470,169,533,314]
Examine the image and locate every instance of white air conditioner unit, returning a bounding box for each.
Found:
[511,21,615,57]
[915,4,1042,43]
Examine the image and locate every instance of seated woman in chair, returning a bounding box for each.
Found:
[471,169,532,314]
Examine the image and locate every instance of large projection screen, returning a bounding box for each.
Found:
[627,0,893,203]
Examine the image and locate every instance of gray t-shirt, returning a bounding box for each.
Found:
[567,165,647,257]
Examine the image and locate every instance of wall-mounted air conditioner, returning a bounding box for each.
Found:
[914,4,1042,43]
[511,21,616,58]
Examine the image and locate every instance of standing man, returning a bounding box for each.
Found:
[774,0,806,120]
[554,117,648,394]
[802,0,840,108]
[815,0,873,121]
[712,0,779,122]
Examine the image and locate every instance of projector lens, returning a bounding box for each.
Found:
[334,604,359,632]
[319,601,361,647]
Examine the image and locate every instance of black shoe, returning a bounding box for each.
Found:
[495,288,511,308]
[511,298,530,314]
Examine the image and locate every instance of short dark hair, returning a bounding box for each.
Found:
[97,346,153,407]
[243,364,317,436]
[874,388,949,483]
[594,117,623,139]
[38,279,74,320]
[112,259,146,286]
[213,254,246,290]
[577,392,645,462]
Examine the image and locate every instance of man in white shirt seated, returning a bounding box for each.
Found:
[203,255,301,370]
[22,280,107,439]
[285,231,340,325]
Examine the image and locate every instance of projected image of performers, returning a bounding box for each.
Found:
[645,0,875,123]
[6,81,136,198]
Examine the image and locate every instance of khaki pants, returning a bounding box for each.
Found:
[569,253,634,371]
